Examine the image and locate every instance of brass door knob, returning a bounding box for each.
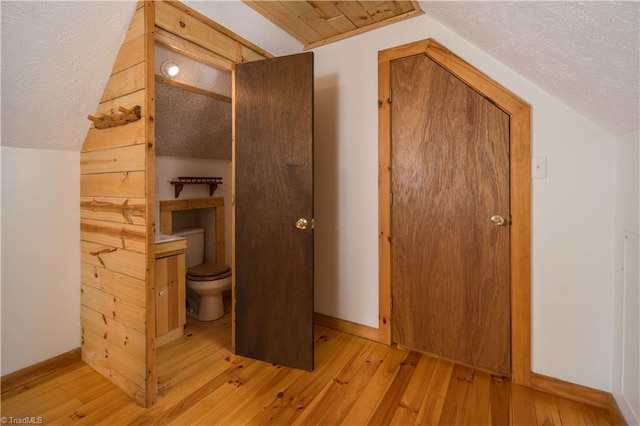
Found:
[491,215,506,226]
[295,218,308,230]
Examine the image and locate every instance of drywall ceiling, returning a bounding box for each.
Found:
[1,1,638,152]
[1,1,138,151]
[419,1,640,136]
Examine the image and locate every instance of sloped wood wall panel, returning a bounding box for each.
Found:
[79,0,277,408]
[80,1,156,407]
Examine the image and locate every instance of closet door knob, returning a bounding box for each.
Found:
[491,215,506,226]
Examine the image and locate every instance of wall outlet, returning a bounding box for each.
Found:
[532,156,547,179]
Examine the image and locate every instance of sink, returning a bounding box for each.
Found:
[155,234,186,244]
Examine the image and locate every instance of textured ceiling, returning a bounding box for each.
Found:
[1,1,138,150]
[1,1,638,152]
[419,1,640,136]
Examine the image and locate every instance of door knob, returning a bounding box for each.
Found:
[491,215,506,226]
[295,218,308,230]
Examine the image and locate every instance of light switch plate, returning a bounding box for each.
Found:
[532,156,547,179]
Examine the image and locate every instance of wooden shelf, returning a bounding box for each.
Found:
[170,176,223,198]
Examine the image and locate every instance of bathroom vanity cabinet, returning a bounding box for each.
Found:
[155,237,187,347]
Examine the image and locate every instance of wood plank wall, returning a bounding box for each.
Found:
[78,0,273,408]
[80,2,156,407]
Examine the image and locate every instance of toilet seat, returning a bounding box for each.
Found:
[187,262,231,281]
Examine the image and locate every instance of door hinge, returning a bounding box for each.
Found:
[389,192,393,206]
[312,218,315,229]
[388,88,392,104]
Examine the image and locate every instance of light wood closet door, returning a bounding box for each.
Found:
[390,54,511,375]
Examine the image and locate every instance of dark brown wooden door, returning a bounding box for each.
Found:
[234,53,314,371]
[390,54,511,375]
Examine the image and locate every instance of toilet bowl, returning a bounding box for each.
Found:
[185,262,231,321]
[172,227,231,321]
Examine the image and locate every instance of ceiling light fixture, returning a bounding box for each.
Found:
[160,60,180,78]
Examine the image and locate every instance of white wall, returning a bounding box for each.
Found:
[312,14,616,391]
[155,156,232,266]
[613,130,640,424]
[1,147,81,375]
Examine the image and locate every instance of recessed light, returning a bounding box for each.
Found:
[161,60,180,78]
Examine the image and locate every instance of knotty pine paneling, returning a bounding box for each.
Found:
[81,305,146,360]
[82,120,146,153]
[80,171,146,198]
[94,90,146,120]
[80,197,146,226]
[155,1,238,62]
[81,262,146,305]
[80,0,155,408]
[82,328,146,390]
[81,242,147,281]
[81,284,146,332]
[80,219,146,253]
[101,62,146,103]
[81,144,146,175]
[111,35,145,75]
[124,6,145,44]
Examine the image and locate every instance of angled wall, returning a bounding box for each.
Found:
[80,2,156,407]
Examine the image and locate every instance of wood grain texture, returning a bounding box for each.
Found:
[244,1,423,50]
[234,53,314,371]
[158,197,226,265]
[80,197,146,226]
[79,0,153,407]
[391,54,511,375]
[378,38,532,384]
[82,119,146,153]
[162,1,273,60]
[155,1,240,62]
[1,315,620,425]
[155,27,235,72]
[111,34,145,75]
[101,61,146,103]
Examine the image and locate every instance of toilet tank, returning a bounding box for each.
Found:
[172,227,205,268]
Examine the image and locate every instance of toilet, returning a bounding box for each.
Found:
[172,227,231,321]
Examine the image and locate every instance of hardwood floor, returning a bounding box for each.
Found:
[2,309,616,425]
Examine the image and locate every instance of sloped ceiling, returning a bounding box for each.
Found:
[1,1,638,152]
[420,1,640,136]
[242,0,424,49]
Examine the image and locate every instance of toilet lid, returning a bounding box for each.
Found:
[187,262,230,278]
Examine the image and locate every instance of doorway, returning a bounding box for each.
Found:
[377,39,532,384]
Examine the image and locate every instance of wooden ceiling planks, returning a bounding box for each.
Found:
[243,1,423,49]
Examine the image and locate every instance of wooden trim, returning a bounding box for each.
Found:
[158,197,225,265]
[231,63,237,350]
[377,53,392,345]
[163,1,273,60]
[530,373,612,409]
[305,9,424,51]
[377,38,532,385]
[313,313,380,342]
[155,75,231,103]
[143,0,157,408]
[155,27,234,72]
[1,348,81,393]
[155,1,271,66]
